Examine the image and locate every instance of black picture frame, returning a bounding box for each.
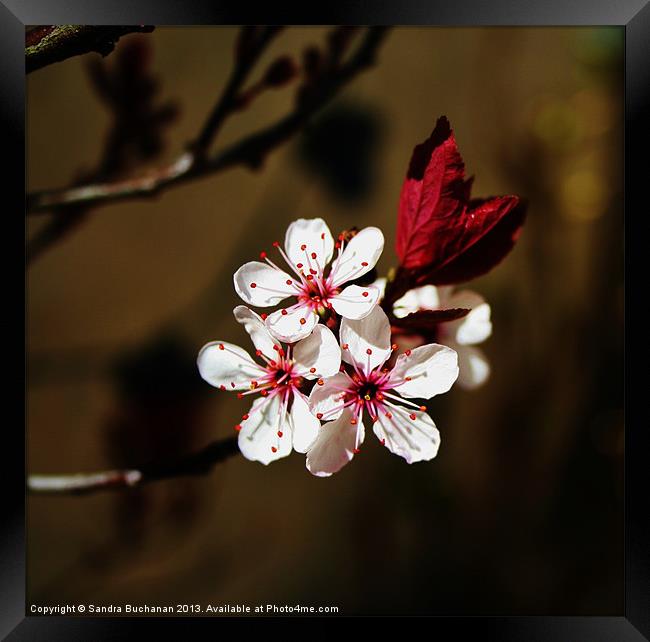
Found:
[7,1,649,638]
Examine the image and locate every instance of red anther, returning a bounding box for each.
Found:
[306,274,314,281]
[260,390,269,396]
[362,291,369,297]
[220,385,226,391]
[219,343,225,350]
[353,448,361,454]
[342,343,349,349]
[317,379,324,386]
[234,424,242,432]
[300,244,307,250]
[256,349,263,357]
[260,251,267,259]
[250,381,258,388]
[385,411,392,419]
[380,439,386,446]
[316,413,323,419]
[272,382,279,388]
[271,446,277,453]
[277,348,285,357]
[321,232,326,239]
[277,431,283,438]
[310,268,317,275]
[281,309,288,316]
[335,242,341,249]
[269,360,277,367]
[260,313,268,320]
[338,233,344,241]
[272,241,280,247]
[297,262,303,268]
[405,376,412,381]
[419,405,426,412]
[376,393,384,401]
[237,393,244,399]
[350,418,357,425]
[311,252,317,259]
[409,413,416,420]
[391,343,398,351]
[299,318,306,325]
[361,261,368,267]
[230,382,236,388]
[273,344,279,351]
[309,367,316,373]
[405,349,412,356]
[242,414,249,420]
[286,279,293,285]
[366,348,372,355]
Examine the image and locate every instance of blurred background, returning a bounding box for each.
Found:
[27,27,623,615]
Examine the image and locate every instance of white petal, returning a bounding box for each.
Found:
[265,305,318,343]
[292,324,341,379]
[238,395,292,464]
[233,305,280,359]
[392,290,421,319]
[197,341,266,391]
[372,277,387,300]
[456,345,491,390]
[374,404,440,463]
[393,285,442,319]
[330,284,380,320]
[284,218,335,268]
[306,408,364,477]
[340,305,391,373]
[289,391,320,453]
[330,226,384,287]
[443,290,492,345]
[233,261,296,307]
[390,343,458,399]
[308,371,352,422]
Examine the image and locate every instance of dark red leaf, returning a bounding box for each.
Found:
[418,196,527,285]
[395,116,526,283]
[396,116,466,269]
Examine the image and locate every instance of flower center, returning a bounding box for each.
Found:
[356,381,379,402]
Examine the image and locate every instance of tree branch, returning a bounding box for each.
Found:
[26,25,155,74]
[27,27,390,216]
[27,435,239,496]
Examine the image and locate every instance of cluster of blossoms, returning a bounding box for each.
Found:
[198,116,525,476]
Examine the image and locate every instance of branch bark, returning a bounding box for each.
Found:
[27,27,390,216]
[26,25,155,74]
[27,435,239,495]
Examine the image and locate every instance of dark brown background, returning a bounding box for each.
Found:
[27,27,623,614]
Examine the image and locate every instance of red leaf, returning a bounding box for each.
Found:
[396,116,467,268]
[419,196,527,285]
[395,116,526,283]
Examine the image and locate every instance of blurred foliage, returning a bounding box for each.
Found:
[296,103,383,203]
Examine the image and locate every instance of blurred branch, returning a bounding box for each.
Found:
[27,436,239,495]
[27,27,390,216]
[192,26,285,158]
[26,25,154,74]
[27,36,179,265]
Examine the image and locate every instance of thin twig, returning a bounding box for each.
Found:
[27,27,390,216]
[27,436,239,495]
[26,25,155,74]
[192,26,283,157]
